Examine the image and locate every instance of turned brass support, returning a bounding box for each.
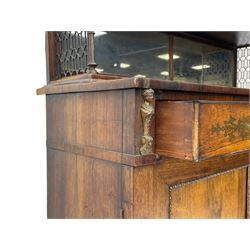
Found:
[140,88,155,155]
[87,31,97,73]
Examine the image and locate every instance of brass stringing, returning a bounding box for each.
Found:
[211,115,250,142]
[248,167,250,219]
[140,89,155,155]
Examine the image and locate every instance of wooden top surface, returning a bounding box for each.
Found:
[37,74,250,96]
[176,32,250,48]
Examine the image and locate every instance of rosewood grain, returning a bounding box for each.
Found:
[200,101,250,159]
[47,139,157,167]
[155,90,249,101]
[37,75,250,96]
[169,167,247,219]
[39,74,250,219]
[149,78,250,95]
[133,165,169,218]
[157,152,249,186]
[131,152,249,218]
[46,32,56,82]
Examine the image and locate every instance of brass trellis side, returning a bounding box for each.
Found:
[140,88,155,155]
[54,31,97,79]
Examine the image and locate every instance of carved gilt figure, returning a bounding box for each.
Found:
[140,89,155,155]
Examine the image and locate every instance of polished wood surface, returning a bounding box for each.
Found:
[133,165,169,219]
[131,152,249,218]
[155,101,194,160]
[46,88,145,218]
[170,167,247,219]
[157,152,249,186]
[199,101,250,160]
[47,149,122,218]
[37,75,250,96]
[39,75,250,219]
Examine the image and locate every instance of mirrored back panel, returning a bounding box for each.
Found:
[95,32,170,80]
[173,36,234,86]
[48,31,236,86]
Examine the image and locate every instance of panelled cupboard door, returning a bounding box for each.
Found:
[168,167,247,219]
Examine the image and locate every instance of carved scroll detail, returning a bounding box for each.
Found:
[140,89,155,155]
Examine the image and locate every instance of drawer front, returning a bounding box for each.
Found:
[155,101,250,161]
[199,101,250,160]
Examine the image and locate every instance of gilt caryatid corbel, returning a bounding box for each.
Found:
[140,88,155,155]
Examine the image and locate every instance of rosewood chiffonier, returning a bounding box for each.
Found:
[37,31,250,218]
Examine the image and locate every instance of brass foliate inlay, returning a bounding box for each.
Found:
[248,167,250,219]
[140,89,155,155]
[211,115,250,142]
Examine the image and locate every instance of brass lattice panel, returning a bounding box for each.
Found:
[55,31,87,79]
[237,47,250,88]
